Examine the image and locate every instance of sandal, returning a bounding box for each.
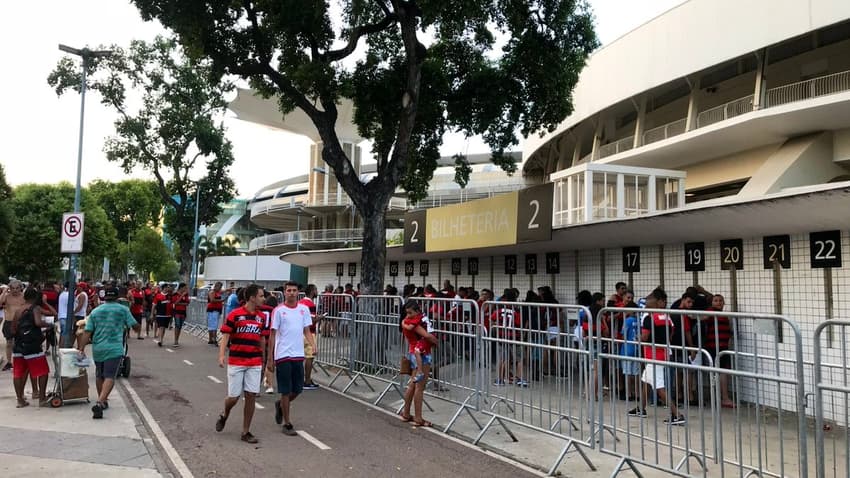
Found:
[16,400,29,408]
[398,412,413,422]
[721,401,737,409]
[412,420,432,427]
[241,432,258,444]
[215,414,227,432]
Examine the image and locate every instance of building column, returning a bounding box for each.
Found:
[685,76,701,131]
[572,137,582,166]
[633,95,647,149]
[591,116,604,161]
[753,49,768,110]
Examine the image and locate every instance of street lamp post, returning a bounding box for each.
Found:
[59,44,112,347]
[189,187,201,293]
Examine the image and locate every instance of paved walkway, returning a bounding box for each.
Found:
[0,353,164,477]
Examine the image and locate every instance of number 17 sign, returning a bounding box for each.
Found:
[61,212,85,254]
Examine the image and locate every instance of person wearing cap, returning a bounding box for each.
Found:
[78,286,140,419]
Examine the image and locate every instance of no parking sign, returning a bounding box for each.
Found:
[61,213,85,253]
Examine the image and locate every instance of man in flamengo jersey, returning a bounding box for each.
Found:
[151,284,173,347]
[128,281,146,340]
[268,281,317,436]
[171,283,190,348]
[216,284,268,443]
[143,282,155,337]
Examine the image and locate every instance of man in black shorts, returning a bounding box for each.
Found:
[78,287,140,418]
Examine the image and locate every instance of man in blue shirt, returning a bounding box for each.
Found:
[78,287,140,419]
[224,287,241,321]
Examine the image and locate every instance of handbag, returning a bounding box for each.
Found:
[399,355,412,375]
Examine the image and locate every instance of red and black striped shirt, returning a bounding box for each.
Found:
[703,307,733,349]
[220,306,268,367]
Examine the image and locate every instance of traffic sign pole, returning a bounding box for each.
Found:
[64,59,87,348]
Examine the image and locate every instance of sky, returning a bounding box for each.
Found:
[0,0,687,199]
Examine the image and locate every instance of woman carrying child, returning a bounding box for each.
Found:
[399,301,438,427]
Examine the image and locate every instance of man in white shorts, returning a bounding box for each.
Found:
[268,281,317,436]
[215,284,268,443]
[627,288,685,425]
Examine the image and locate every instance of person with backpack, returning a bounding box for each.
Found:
[11,287,49,408]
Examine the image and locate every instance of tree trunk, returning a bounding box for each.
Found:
[178,238,193,282]
[358,204,388,296]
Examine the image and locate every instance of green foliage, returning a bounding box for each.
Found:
[199,236,240,258]
[127,226,174,279]
[0,164,14,275]
[48,36,237,278]
[4,183,118,281]
[128,0,597,292]
[89,179,161,243]
[386,231,404,246]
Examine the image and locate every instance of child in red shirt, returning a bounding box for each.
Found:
[402,311,433,383]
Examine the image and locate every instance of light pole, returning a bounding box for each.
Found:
[189,186,201,293]
[59,44,113,347]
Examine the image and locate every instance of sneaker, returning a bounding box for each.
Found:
[1,363,12,371]
[627,407,647,417]
[156,340,162,347]
[241,432,258,444]
[274,400,283,425]
[265,386,275,394]
[172,343,180,348]
[282,423,297,436]
[515,379,529,388]
[493,379,506,386]
[303,382,319,390]
[665,414,687,426]
[92,402,104,419]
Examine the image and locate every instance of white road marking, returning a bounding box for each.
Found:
[183,360,194,366]
[255,403,265,410]
[207,375,222,384]
[121,380,195,478]
[166,348,174,353]
[297,430,331,450]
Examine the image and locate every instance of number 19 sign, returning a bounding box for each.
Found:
[61,213,85,254]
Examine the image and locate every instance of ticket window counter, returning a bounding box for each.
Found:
[551,163,686,226]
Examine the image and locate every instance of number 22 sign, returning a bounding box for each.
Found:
[810,231,842,268]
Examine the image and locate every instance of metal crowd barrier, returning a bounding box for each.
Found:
[183,297,212,340]
[814,320,850,478]
[314,293,356,385]
[405,296,484,434]
[480,300,597,474]
[595,307,807,478]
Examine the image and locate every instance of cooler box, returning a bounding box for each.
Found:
[59,348,86,378]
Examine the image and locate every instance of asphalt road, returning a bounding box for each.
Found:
[125,331,539,478]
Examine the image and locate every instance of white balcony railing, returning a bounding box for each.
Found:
[642,118,687,146]
[248,228,404,252]
[250,194,407,219]
[765,70,850,108]
[696,94,755,128]
[598,135,635,159]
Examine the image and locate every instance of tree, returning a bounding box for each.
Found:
[0,164,14,276]
[199,236,241,258]
[4,183,118,281]
[89,179,161,243]
[126,226,175,280]
[131,1,597,294]
[48,36,237,280]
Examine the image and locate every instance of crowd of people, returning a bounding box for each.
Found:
[350,279,738,427]
[0,275,738,440]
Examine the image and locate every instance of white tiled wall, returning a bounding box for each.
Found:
[304,230,850,421]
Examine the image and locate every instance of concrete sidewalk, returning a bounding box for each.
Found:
[0,355,164,477]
